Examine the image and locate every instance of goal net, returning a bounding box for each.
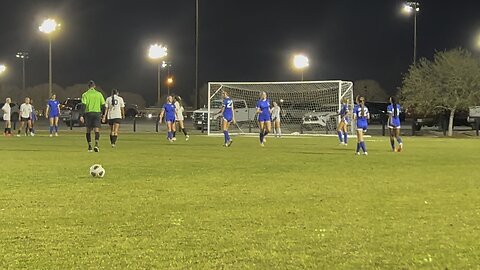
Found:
[205,81,354,135]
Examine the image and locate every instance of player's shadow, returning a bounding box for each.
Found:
[294,151,342,155]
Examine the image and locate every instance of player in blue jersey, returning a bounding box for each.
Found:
[256,91,271,146]
[337,98,350,146]
[158,95,176,142]
[45,94,61,137]
[387,96,403,152]
[214,90,235,147]
[353,96,369,155]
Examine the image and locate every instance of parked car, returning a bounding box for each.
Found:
[302,111,337,131]
[192,99,256,130]
[283,102,323,123]
[405,107,471,131]
[0,102,20,121]
[365,102,405,125]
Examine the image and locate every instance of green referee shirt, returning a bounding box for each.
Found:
[81,88,105,113]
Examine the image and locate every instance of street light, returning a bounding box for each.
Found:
[16,52,29,90]
[402,2,420,64]
[293,54,309,81]
[148,44,168,105]
[0,64,6,74]
[167,77,174,95]
[162,61,173,95]
[39,18,60,97]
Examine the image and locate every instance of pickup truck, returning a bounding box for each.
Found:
[60,98,139,127]
[192,99,257,130]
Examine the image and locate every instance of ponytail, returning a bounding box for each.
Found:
[111,89,118,106]
[360,97,365,117]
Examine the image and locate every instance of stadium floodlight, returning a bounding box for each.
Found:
[16,52,29,90]
[148,44,168,104]
[402,2,420,64]
[0,64,6,74]
[39,18,61,97]
[293,54,309,81]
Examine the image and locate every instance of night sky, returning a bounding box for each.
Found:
[1,0,479,105]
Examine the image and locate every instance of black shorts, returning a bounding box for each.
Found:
[21,117,30,122]
[108,118,122,125]
[85,112,102,128]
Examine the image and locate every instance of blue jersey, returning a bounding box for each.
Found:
[387,103,401,128]
[354,104,369,130]
[223,97,233,121]
[339,104,350,122]
[30,106,37,121]
[256,98,271,122]
[163,102,176,121]
[48,100,60,116]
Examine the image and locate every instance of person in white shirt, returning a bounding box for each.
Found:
[102,89,125,147]
[17,97,33,136]
[270,101,282,137]
[173,96,189,141]
[2,97,12,136]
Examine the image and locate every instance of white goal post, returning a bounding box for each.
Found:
[206,81,354,135]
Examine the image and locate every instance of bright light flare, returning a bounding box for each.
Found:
[293,54,309,69]
[402,4,413,14]
[39,19,60,34]
[167,77,173,84]
[148,44,168,59]
[0,64,6,74]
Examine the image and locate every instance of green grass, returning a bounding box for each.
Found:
[1,132,479,269]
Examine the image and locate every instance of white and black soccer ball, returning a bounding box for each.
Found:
[89,164,106,178]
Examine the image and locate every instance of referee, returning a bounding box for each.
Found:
[80,80,105,152]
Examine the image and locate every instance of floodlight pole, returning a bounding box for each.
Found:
[157,63,161,105]
[49,36,53,97]
[22,57,26,90]
[195,0,200,108]
[413,5,417,65]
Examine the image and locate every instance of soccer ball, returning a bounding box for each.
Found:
[89,164,106,178]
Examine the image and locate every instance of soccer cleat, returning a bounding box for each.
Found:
[263,138,267,143]
[185,135,190,141]
[88,146,93,152]
[260,143,265,147]
[227,140,233,147]
[172,137,177,141]
[49,134,53,137]
[111,144,116,148]
[16,134,21,137]
[224,143,228,147]
[397,144,403,152]
[355,152,360,155]
[30,132,35,136]
[55,133,58,137]
[94,146,99,152]
[364,152,368,156]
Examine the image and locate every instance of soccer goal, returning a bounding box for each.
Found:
[206,81,354,136]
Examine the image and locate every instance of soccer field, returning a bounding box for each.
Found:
[1,133,479,269]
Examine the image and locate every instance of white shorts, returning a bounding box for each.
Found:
[176,114,184,121]
[3,114,10,121]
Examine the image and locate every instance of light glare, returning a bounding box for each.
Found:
[293,54,309,69]
[0,64,6,74]
[39,19,59,34]
[148,44,168,59]
[403,5,413,13]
